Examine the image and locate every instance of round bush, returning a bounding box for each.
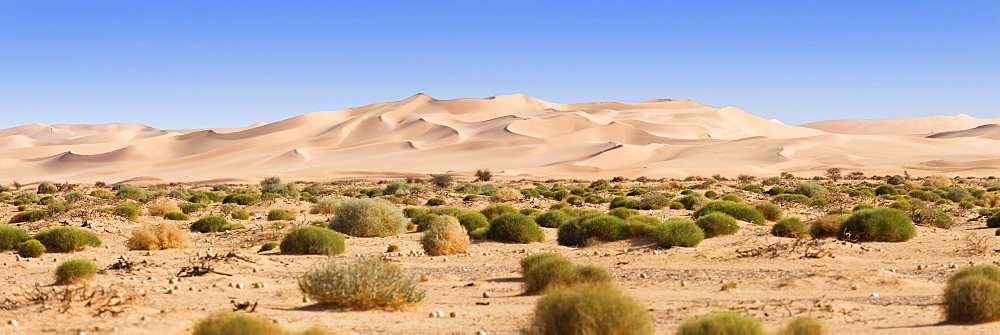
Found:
[469,227,489,240]
[33,227,102,252]
[771,217,807,238]
[456,211,489,233]
[191,216,245,233]
[911,208,953,229]
[425,198,446,206]
[676,195,708,210]
[557,214,624,247]
[487,213,544,244]
[192,311,286,335]
[945,274,1000,323]
[328,198,408,237]
[528,283,653,335]
[536,209,575,228]
[794,183,829,198]
[521,253,612,294]
[653,218,704,248]
[222,193,260,206]
[421,216,470,256]
[754,202,784,222]
[299,255,425,310]
[780,316,825,335]
[696,213,739,238]
[838,208,915,242]
[694,201,765,225]
[608,207,640,219]
[481,203,518,221]
[17,239,45,257]
[280,226,346,255]
[875,184,898,196]
[950,264,1000,284]
[164,211,190,221]
[987,213,1000,229]
[677,311,764,335]
[267,209,293,221]
[9,209,49,223]
[37,182,58,194]
[0,224,31,250]
[113,203,140,220]
[231,208,251,220]
[115,185,151,202]
[55,258,98,285]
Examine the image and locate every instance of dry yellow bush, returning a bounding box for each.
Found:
[983,192,1000,208]
[902,181,923,191]
[924,175,954,188]
[126,222,190,250]
[421,215,470,256]
[310,196,341,215]
[491,187,524,202]
[147,201,181,217]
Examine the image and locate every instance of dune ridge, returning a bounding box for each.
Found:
[0,94,998,184]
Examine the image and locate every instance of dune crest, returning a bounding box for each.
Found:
[1,94,999,183]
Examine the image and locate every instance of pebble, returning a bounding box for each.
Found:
[141,316,150,321]
[640,273,649,279]
[653,251,660,255]
[436,311,445,318]
[169,277,178,284]
[165,288,174,295]
[443,257,449,262]
[681,280,688,287]
[851,284,859,291]
[7,320,17,327]
[430,257,436,261]
[483,292,491,298]
[889,268,896,273]
[146,251,153,256]
[302,297,310,303]
[476,332,487,335]
[871,292,879,298]
[449,312,457,318]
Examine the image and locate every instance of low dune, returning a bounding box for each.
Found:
[0,94,998,184]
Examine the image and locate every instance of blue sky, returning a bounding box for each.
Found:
[1,1,997,129]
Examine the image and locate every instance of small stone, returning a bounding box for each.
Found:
[77,331,86,335]
[640,273,649,279]
[462,268,468,272]
[871,292,879,297]
[681,280,688,287]
[695,248,701,252]
[890,268,896,273]
[146,251,153,256]
[653,250,660,255]
[851,284,859,291]
[141,316,150,321]
[236,283,244,289]
[476,331,487,335]
[169,277,178,284]
[252,268,259,273]
[483,291,491,298]
[436,311,445,318]
[302,297,310,303]
[430,257,436,261]
[429,312,437,318]
[165,288,174,295]
[443,257,449,262]
[228,282,236,288]
[7,320,17,327]
[449,312,457,318]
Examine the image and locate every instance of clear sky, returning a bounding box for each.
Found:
[1,1,997,130]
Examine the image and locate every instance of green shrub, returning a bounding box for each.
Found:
[9,209,49,223]
[557,214,624,247]
[950,264,1000,284]
[126,223,190,250]
[63,191,84,203]
[451,210,487,233]
[694,201,765,225]
[536,210,575,228]
[280,226,346,255]
[704,190,718,198]
[676,195,708,210]
[987,212,1000,228]
[794,183,829,198]
[258,241,279,252]
[677,311,764,335]
[838,207,915,242]
[188,193,211,204]
[521,253,612,293]
[669,202,685,209]
[267,209,293,221]
[113,203,140,220]
[720,194,742,203]
[779,316,825,335]
[852,203,874,212]
[383,182,413,195]
[191,216,245,233]
[771,217,807,238]
[944,271,1000,323]
[430,174,453,188]
[889,200,914,212]
[164,211,190,221]
[755,202,784,222]
[0,224,31,250]
[34,227,101,252]
[55,258,98,285]
[115,185,151,202]
[469,227,489,239]
[653,218,704,248]
[911,208,953,229]
[231,208,251,220]
[421,215,470,256]
[17,239,45,257]
[222,193,260,206]
[487,213,544,243]
[481,203,518,221]
[742,185,765,194]
[945,188,973,202]
[178,202,208,214]
[621,215,660,238]
[299,255,425,310]
[696,213,739,238]
[875,184,898,196]
[809,215,847,239]
[191,311,286,335]
[766,186,789,195]
[425,198,446,206]
[608,207,640,219]
[37,182,58,194]
[528,283,653,335]
[328,198,408,237]
[609,196,638,209]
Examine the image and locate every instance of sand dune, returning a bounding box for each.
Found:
[1,94,999,184]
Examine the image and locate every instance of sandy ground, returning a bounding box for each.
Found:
[3,180,1000,334]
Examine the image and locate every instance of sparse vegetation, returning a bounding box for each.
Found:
[191,311,287,335]
[0,224,31,250]
[771,217,807,238]
[653,218,704,248]
[17,239,46,257]
[693,201,765,225]
[838,207,915,242]
[944,264,1000,324]
[126,223,190,250]
[299,255,425,310]
[421,215,470,255]
[696,212,739,238]
[487,213,544,243]
[267,208,293,221]
[521,253,612,293]
[677,311,764,335]
[190,216,246,233]
[527,283,653,335]
[34,227,102,252]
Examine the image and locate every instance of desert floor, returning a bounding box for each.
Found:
[3,179,1000,334]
